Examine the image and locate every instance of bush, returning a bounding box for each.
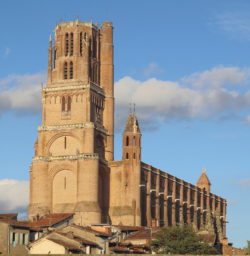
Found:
[151,225,218,254]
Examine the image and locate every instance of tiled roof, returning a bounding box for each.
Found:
[47,237,83,251]
[114,225,145,232]
[0,213,18,220]
[75,225,111,237]
[0,213,73,230]
[125,229,151,241]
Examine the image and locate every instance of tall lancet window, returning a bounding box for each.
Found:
[61,96,71,113]
[70,33,74,56]
[62,96,66,112]
[63,62,68,79]
[80,32,83,56]
[69,62,73,79]
[67,96,71,112]
[65,33,69,56]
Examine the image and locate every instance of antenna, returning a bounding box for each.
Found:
[133,103,136,115]
[129,103,132,114]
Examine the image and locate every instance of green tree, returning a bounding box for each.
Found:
[151,225,218,254]
[245,240,250,255]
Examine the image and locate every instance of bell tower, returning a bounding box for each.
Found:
[109,113,142,226]
[29,20,114,225]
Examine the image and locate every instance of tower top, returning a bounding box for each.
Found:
[124,113,141,134]
[197,168,211,193]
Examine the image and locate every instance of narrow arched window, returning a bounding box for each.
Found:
[64,62,68,79]
[65,33,69,56]
[70,33,74,56]
[126,153,129,159]
[68,96,71,112]
[64,136,67,149]
[126,136,129,146]
[53,49,56,69]
[80,32,83,56]
[69,62,73,79]
[133,136,136,145]
[62,96,66,112]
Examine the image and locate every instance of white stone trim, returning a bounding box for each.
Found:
[33,153,99,162]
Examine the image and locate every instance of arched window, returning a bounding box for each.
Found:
[80,32,83,56]
[126,136,129,146]
[68,96,71,112]
[65,33,69,56]
[70,33,74,56]
[53,49,56,69]
[133,136,136,145]
[126,153,129,159]
[64,62,68,79]
[93,35,97,58]
[69,62,73,79]
[62,96,66,112]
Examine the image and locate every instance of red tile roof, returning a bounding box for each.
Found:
[0,213,18,220]
[0,213,73,230]
[114,225,145,232]
[125,229,151,241]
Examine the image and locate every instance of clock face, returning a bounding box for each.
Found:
[49,135,80,156]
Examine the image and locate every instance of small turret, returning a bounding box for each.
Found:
[122,113,141,161]
[197,168,211,193]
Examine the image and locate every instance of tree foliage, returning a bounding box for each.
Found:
[245,240,250,255]
[151,225,218,255]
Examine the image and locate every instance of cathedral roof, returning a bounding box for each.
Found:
[197,168,211,186]
[124,114,141,134]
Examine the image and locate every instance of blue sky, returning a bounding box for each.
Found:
[0,0,250,247]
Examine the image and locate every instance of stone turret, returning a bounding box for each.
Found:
[197,168,211,193]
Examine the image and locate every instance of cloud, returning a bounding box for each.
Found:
[115,66,250,130]
[4,47,11,57]
[142,62,164,77]
[214,11,250,41]
[182,66,250,89]
[1,66,250,131]
[0,73,45,115]
[237,179,250,187]
[0,179,29,213]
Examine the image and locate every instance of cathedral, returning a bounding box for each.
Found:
[29,20,227,244]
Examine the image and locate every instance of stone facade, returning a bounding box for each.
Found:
[29,20,227,243]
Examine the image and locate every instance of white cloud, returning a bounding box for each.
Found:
[142,62,164,77]
[1,66,250,131]
[214,11,250,41]
[115,66,250,130]
[236,179,250,187]
[0,179,29,213]
[4,47,11,57]
[0,73,45,115]
[182,66,250,89]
